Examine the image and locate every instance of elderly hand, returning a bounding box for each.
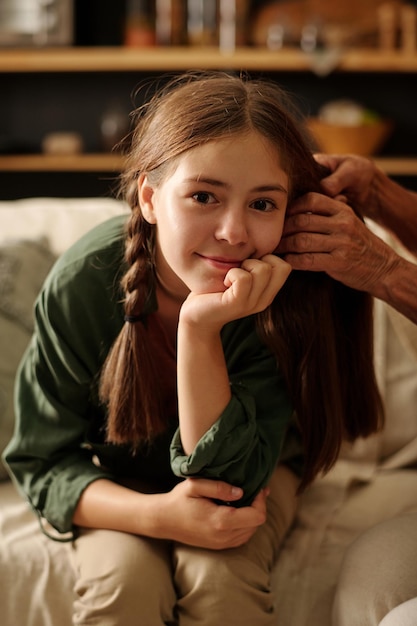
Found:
[314,153,380,221]
[277,191,401,295]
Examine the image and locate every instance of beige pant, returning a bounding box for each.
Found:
[67,465,299,626]
[332,510,417,626]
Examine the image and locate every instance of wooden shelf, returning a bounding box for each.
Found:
[374,157,417,176]
[0,46,417,73]
[1,153,417,176]
[0,153,124,172]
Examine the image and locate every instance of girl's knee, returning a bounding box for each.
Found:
[174,545,275,625]
[70,529,175,626]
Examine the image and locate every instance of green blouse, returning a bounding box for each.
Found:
[3,214,296,537]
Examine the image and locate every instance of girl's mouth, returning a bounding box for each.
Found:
[198,254,243,271]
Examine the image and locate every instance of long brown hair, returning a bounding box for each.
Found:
[100,71,383,489]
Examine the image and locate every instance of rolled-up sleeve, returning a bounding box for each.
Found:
[170,318,293,507]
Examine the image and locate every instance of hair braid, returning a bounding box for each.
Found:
[100,207,164,447]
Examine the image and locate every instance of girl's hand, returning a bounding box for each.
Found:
[180,254,291,330]
[177,254,290,451]
[72,478,267,549]
[154,478,268,550]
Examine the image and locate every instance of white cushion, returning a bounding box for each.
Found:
[1,197,128,255]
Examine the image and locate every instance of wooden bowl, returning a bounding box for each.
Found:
[305,118,393,156]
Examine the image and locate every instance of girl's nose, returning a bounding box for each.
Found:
[215,207,249,245]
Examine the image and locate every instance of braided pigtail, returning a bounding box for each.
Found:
[99,202,165,447]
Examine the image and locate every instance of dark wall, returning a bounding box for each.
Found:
[1,0,416,198]
[74,0,127,46]
[1,67,416,199]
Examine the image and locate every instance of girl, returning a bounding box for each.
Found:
[4,72,382,625]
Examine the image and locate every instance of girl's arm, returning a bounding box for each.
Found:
[171,255,294,508]
[176,255,291,453]
[177,323,231,453]
[72,476,268,550]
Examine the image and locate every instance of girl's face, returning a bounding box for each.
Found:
[139,131,289,301]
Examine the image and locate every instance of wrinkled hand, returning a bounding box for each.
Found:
[314,153,380,220]
[180,254,291,329]
[157,478,268,550]
[277,192,401,294]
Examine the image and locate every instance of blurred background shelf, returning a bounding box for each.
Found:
[374,157,417,175]
[1,154,417,176]
[1,41,417,197]
[0,46,417,73]
[0,153,124,171]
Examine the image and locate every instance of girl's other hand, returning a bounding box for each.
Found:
[154,478,268,550]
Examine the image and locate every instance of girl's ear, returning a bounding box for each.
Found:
[138,174,157,224]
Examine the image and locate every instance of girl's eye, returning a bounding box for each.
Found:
[192,191,216,205]
[251,198,276,212]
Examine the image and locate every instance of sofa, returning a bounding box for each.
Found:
[1,196,416,626]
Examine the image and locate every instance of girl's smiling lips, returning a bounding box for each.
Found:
[197,253,244,271]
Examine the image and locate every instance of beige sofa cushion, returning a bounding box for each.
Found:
[0,197,129,480]
[0,238,56,479]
